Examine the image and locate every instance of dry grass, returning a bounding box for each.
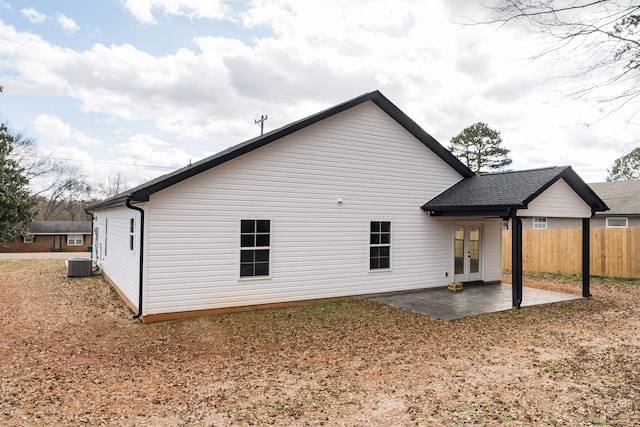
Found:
[1,259,639,426]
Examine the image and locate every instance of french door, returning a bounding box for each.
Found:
[453,225,482,282]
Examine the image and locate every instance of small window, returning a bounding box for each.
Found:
[240,219,270,278]
[67,234,83,246]
[370,221,391,270]
[105,218,108,257]
[533,217,547,230]
[23,235,33,244]
[129,218,135,251]
[606,217,628,228]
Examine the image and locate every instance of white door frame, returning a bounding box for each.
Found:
[453,224,482,282]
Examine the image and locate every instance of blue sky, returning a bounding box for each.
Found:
[1,0,638,194]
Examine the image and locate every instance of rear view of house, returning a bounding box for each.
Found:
[86,91,606,322]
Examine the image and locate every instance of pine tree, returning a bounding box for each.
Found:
[449,122,512,174]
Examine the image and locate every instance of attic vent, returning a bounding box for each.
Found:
[67,258,93,278]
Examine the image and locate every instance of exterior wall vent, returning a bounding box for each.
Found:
[67,258,93,277]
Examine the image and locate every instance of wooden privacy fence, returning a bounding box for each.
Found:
[502,227,640,279]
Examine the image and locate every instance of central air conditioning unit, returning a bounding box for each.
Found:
[66,258,93,278]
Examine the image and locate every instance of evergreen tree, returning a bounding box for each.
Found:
[0,123,38,244]
[449,122,512,174]
[606,147,640,181]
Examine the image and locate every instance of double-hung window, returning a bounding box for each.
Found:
[370,221,391,270]
[67,234,83,246]
[240,220,270,278]
[533,217,547,230]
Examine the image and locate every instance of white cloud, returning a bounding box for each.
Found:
[2,0,638,184]
[34,114,102,147]
[111,134,193,171]
[34,114,71,140]
[21,7,47,24]
[57,14,79,34]
[120,0,232,24]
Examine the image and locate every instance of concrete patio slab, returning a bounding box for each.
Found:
[368,283,582,320]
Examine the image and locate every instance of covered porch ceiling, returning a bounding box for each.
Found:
[421,166,608,309]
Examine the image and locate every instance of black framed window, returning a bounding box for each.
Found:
[370,221,391,269]
[129,218,135,251]
[240,219,270,277]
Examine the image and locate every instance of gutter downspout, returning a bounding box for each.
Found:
[85,211,100,273]
[125,197,145,320]
[85,210,94,259]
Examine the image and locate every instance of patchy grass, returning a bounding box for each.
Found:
[504,269,640,286]
[1,259,639,426]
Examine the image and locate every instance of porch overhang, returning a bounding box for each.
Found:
[421,166,609,310]
[424,206,520,218]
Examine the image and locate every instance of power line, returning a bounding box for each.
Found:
[17,154,177,170]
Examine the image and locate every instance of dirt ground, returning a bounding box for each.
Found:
[0,260,638,426]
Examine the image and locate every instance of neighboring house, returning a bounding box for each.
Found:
[589,181,640,228]
[86,91,607,322]
[516,180,640,229]
[0,221,92,253]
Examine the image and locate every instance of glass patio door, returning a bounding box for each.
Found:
[453,225,482,282]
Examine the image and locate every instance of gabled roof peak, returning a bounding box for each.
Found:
[423,165,608,216]
[477,166,565,176]
[87,90,473,212]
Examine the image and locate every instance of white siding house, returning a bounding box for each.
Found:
[87,91,608,322]
[93,207,142,309]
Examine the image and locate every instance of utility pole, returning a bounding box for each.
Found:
[255,114,268,136]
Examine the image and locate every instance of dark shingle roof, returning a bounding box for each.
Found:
[28,221,92,234]
[86,90,473,212]
[422,166,608,216]
[589,180,640,216]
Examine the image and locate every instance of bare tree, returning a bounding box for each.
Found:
[36,166,92,220]
[484,1,640,117]
[8,127,93,221]
[97,173,129,198]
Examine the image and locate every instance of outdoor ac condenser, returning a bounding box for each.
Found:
[67,258,93,278]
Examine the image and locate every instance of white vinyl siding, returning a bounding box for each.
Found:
[93,208,142,310]
[517,179,592,218]
[143,101,464,315]
[482,218,503,282]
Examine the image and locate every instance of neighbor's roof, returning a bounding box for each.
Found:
[422,166,608,217]
[28,221,92,235]
[86,90,474,212]
[589,180,640,216]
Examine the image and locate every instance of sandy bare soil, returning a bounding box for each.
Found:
[0,259,638,426]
